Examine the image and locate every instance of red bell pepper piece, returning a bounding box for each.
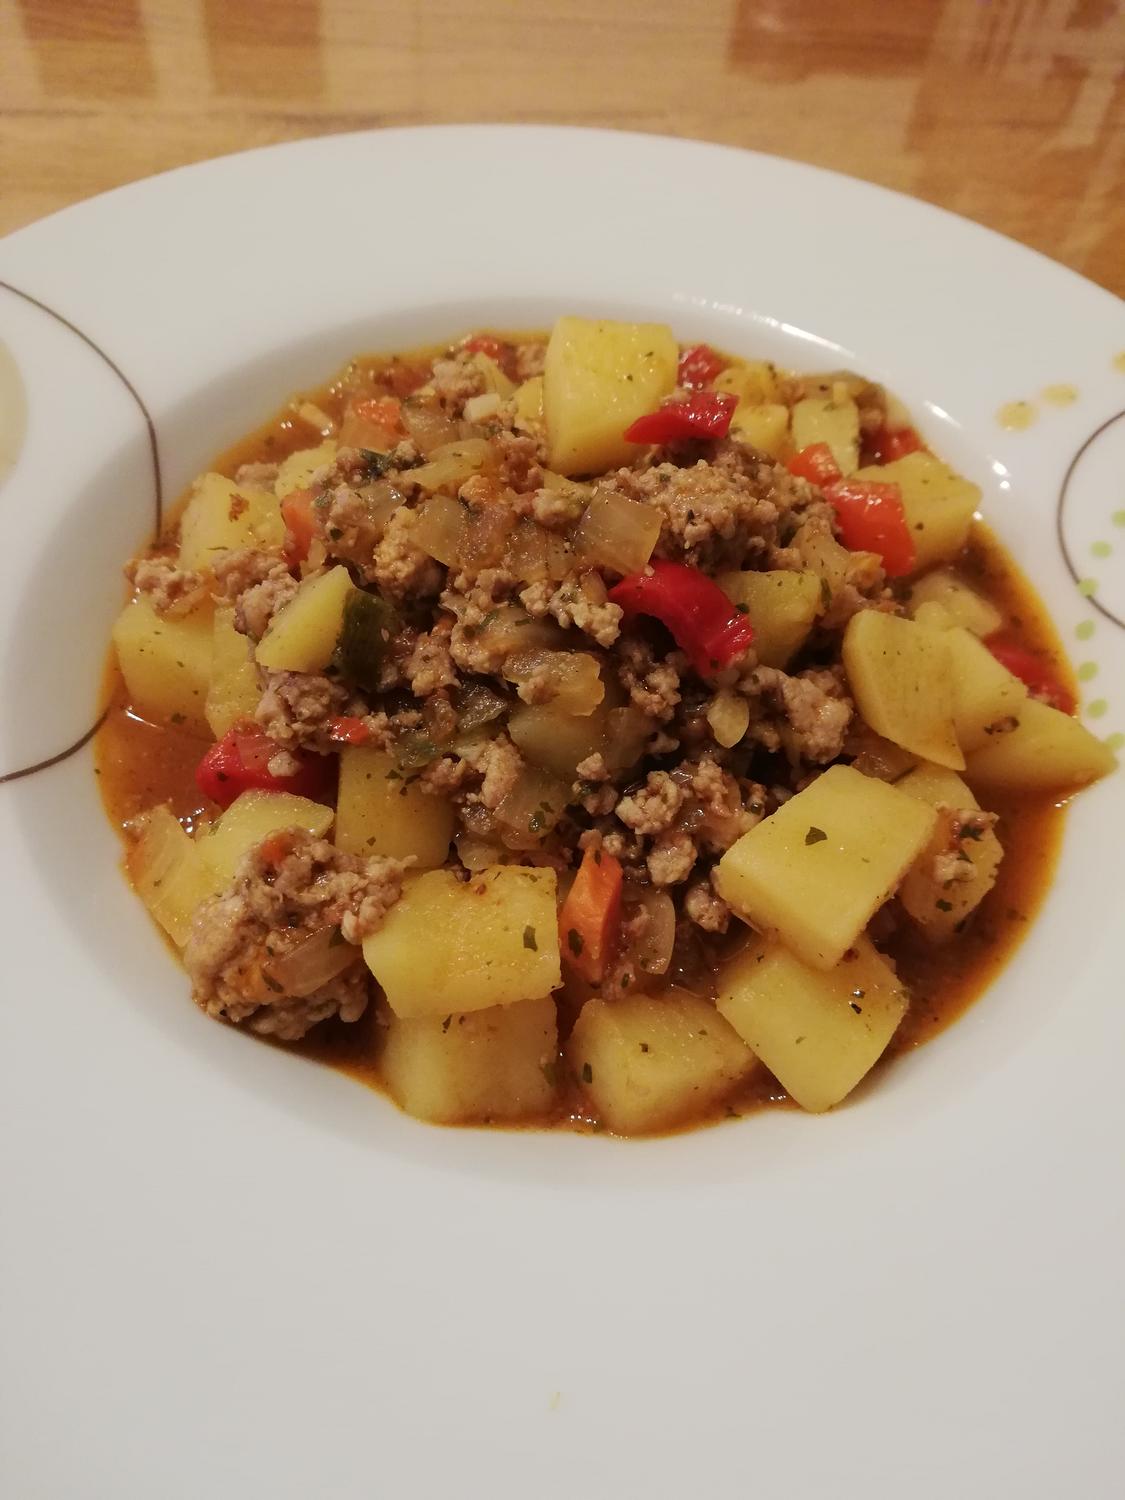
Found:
[281,487,318,565]
[608,560,755,676]
[823,479,916,578]
[623,391,737,445]
[787,442,843,487]
[985,637,1076,714]
[864,425,925,465]
[327,716,373,746]
[677,343,727,389]
[196,727,333,810]
[558,846,624,985]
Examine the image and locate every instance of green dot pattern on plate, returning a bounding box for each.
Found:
[1106,733,1125,754]
[1113,509,1125,528]
[1076,620,1095,640]
[1091,540,1112,559]
[1086,699,1108,719]
[1078,577,1098,597]
[1077,661,1098,682]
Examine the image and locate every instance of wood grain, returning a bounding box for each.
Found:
[2,0,1123,296]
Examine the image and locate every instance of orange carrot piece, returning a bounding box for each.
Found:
[558,846,624,985]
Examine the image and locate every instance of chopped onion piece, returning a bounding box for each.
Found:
[401,401,460,454]
[263,926,359,998]
[413,494,467,565]
[464,392,502,423]
[603,706,653,773]
[454,831,507,871]
[406,439,494,493]
[574,487,662,576]
[494,767,569,849]
[455,681,508,734]
[706,689,750,749]
[504,650,605,716]
[629,890,677,976]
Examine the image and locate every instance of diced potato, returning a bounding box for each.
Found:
[717,569,821,667]
[199,789,334,882]
[715,764,937,969]
[204,606,261,739]
[940,625,1028,753]
[379,997,558,1125]
[513,374,544,431]
[543,316,678,475]
[843,609,964,769]
[275,440,337,499]
[335,746,454,868]
[791,396,860,475]
[177,472,285,570]
[730,402,790,459]
[854,453,979,572]
[127,806,223,947]
[363,866,561,1018]
[469,351,515,398]
[566,989,757,1135]
[112,597,214,733]
[716,934,907,1113]
[255,565,353,673]
[907,568,1002,637]
[966,698,1117,793]
[508,701,609,779]
[714,359,779,406]
[895,764,1003,939]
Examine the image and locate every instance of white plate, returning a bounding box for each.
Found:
[1,127,1123,1499]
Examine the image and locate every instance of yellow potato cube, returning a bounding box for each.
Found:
[716,934,907,1113]
[127,806,223,947]
[854,453,979,572]
[715,764,937,969]
[940,626,1029,753]
[112,597,214,733]
[907,569,1002,637]
[177,472,284,570]
[335,746,454,868]
[275,440,337,499]
[255,566,353,673]
[204,606,261,739]
[966,698,1117,793]
[843,609,965,769]
[791,396,860,475]
[730,402,790,459]
[566,989,757,1135]
[714,359,779,406]
[363,866,561,1018]
[199,789,334,882]
[717,569,822,667]
[379,997,558,1125]
[895,764,1004,940]
[543,316,678,475]
[513,374,544,432]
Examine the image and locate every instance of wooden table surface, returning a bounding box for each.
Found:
[2,0,1123,297]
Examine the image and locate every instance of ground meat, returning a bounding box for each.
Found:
[256,670,389,753]
[184,830,407,1040]
[371,508,443,601]
[683,876,731,933]
[125,556,208,617]
[647,829,697,886]
[748,665,853,765]
[320,481,403,574]
[430,352,487,411]
[678,756,756,852]
[237,566,301,641]
[606,448,798,572]
[418,755,473,797]
[518,574,623,648]
[234,461,280,488]
[491,431,546,492]
[461,733,524,810]
[616,638,682,722]
[932,808,998,884]
[405,621,457,698]
[212,547,281,600]
[514,341,546,381]
[615,771,685,836]
[575,752,610,783]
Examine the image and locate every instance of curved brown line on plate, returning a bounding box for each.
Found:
[1056,409,1125,632]
[0,279,162,784]
[0,278,163,530]
[0,709,110,786]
